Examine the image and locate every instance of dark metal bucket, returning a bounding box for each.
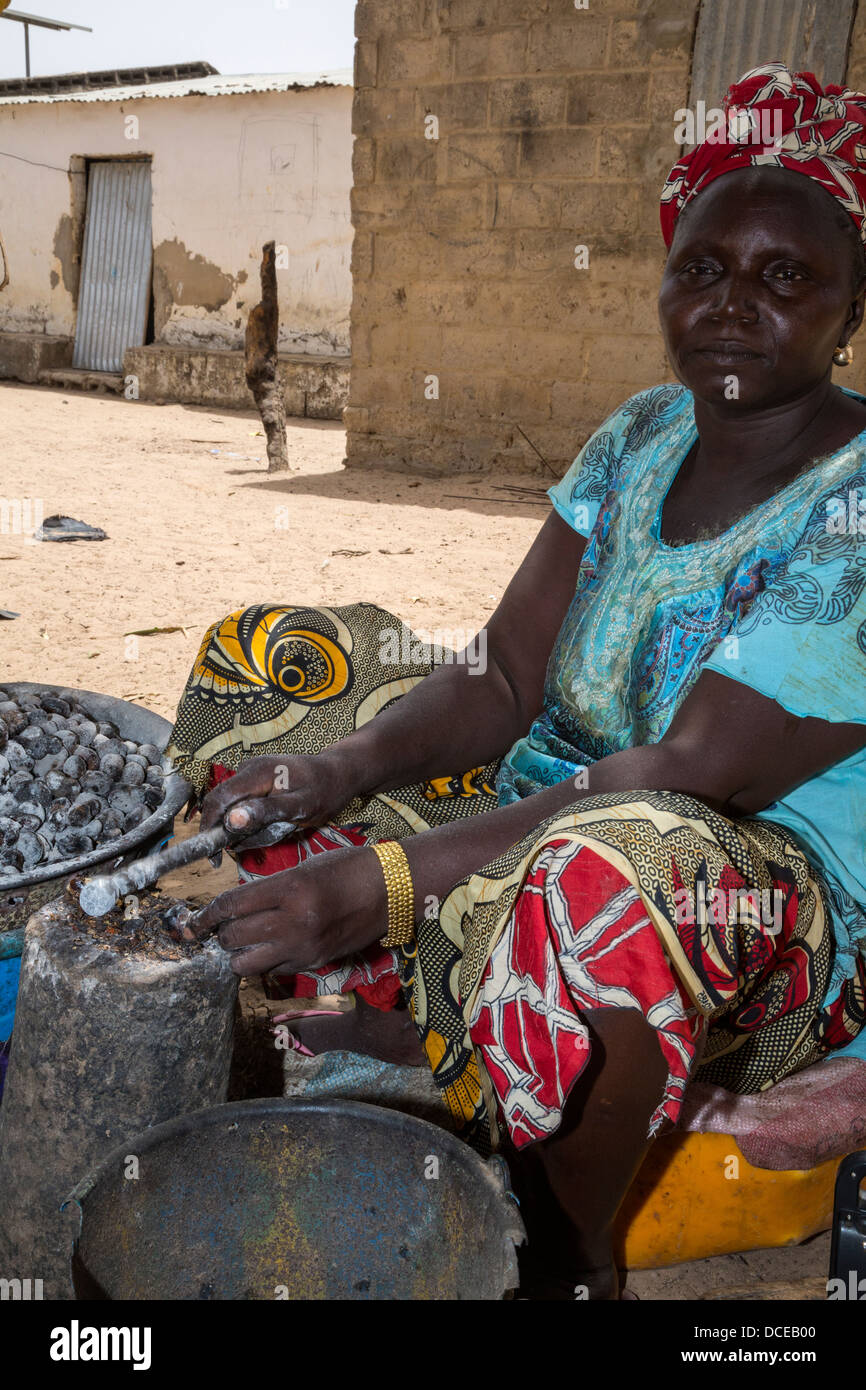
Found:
[66,1097,525,1300]
[0,683,190,930]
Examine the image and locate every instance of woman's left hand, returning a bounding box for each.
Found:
[189,845,389,976]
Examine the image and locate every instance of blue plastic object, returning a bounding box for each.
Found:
[0,954,21,1042]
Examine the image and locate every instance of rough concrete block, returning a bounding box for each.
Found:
[344,430,449,476]
[379,35,453,84]
[440,231,515,277]
[446,131,521,180]
[519,126,598,176]
[349,320,372,367]
[366,404,440,437]
[347,364,411,405]
[494,0,554,23]
[527,17,610,72]
[512,228,576,272]
[434,0,494,28]
[609,5,697,67]
[566,70,650,125]
[351,230,375,279]
[377,137,439,182]
[439,325,516,370]
[351,182,414,227]
[648,65,690,124]
[354,39,378,88]
[559,180,640,236]
[438,0,554,26]
[599,123,675,183]
[453,28,529,78]
[403,280,478,326]
[585,331,670,383]
[493,180,561,228]
[409,183,489,229]
[489,76,568,128]
[508,328,586,376]
[354,85,418,137]
[464,372,553,421]
[123,345,350,419]
[371,230,443,279]
[369,320,417,363]
[355,0,426,40]
[352,137,376,184]
[342,404,372,433]
[417,80,489,130]
[0,332,73,383]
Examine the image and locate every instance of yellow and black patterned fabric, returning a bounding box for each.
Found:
[167,601,501,836]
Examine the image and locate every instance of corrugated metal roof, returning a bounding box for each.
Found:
[0,60,219,98]
[0,69,353,106]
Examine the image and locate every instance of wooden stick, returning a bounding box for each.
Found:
[513,423,560,479]
[442,493,549,505]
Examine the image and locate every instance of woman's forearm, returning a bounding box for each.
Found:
[398,738,723,914]
[320,512,588,804]
[322,646,529,796]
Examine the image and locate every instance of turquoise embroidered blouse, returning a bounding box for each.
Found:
[498,384,866,1059]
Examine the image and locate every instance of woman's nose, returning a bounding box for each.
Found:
[709,276,758,321]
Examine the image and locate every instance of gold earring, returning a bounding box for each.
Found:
[833,343,854,366]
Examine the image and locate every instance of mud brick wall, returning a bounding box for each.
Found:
[344,0,700,477]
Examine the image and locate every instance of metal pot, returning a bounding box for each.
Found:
[66,1097,525,1300]
[0,683,190,927]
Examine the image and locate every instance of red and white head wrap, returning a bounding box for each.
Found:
[660,62,866,247]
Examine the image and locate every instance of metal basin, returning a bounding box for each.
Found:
[0,683,190,926]
[66,1097,525,1300]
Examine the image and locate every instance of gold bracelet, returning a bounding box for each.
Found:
[371,840,416,948]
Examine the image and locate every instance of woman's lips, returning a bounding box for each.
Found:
[692,343,763,364]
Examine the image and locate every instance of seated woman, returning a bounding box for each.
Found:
[167,64,866,1299]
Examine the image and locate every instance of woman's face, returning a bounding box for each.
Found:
[658,168,865,410]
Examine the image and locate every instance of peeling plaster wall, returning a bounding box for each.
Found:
[0,86,353,355]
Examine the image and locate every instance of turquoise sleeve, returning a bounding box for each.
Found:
[546,414,624,538]
[704,500,866,725]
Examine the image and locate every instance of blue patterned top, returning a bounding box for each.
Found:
[498,384,866,1058]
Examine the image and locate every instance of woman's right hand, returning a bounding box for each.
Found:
[198,751,359,838]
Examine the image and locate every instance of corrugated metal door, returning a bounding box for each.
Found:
[688,0,856,111]
[73,160,152,373]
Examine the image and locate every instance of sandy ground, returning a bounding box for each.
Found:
[0,382,828,1300]
[0,382,546,717]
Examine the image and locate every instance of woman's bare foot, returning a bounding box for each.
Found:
[516,1250,620,1300]
[287,994,427,1066]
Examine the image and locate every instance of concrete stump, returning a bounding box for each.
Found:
[0,897,237,1298]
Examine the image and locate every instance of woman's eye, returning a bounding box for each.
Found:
[682,262,717,276]
[769,267,804,282]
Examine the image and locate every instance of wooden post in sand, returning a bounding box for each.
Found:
[245,241,289,473]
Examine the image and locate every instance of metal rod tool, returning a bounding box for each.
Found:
[77,802,296,918]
